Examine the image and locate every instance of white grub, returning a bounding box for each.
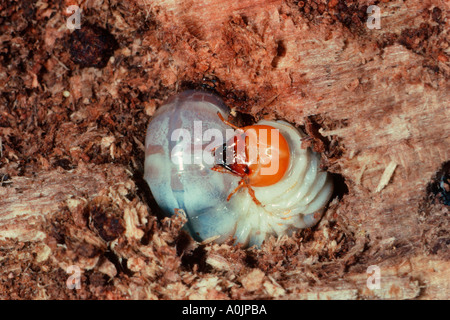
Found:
[144,91,334,247]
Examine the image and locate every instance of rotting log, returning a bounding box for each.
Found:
[0,0,449,299]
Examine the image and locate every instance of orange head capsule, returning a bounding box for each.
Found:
[240,124,290,187]
[213,113,290,205]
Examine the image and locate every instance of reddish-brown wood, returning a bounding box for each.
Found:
[0,0,448,299]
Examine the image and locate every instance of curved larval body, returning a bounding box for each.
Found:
[144,91,333,247]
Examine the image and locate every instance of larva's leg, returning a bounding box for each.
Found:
[226,178,263,207]
[227,179,246,201]
[245,183,262,206]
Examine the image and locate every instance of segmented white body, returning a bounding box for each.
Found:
[144,91,333,247]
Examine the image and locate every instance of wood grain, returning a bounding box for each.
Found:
[0,0,448,299]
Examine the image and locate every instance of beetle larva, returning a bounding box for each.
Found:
[144,90,333,247]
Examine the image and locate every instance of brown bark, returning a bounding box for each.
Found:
[0,0,448,299]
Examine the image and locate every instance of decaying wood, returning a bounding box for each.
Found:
[0,0,448,299]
